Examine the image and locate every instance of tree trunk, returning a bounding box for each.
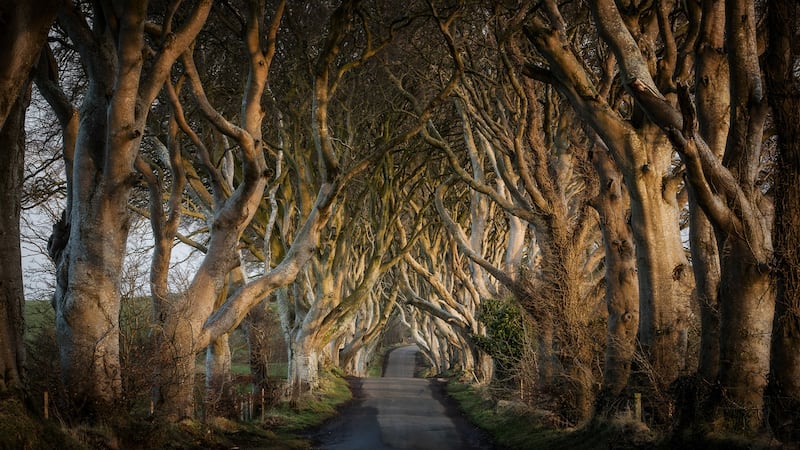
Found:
[242,300,274,397]
[155,312,198,420]
[205,333,233,417]
[535,316,556,388]
[690,0,726,385]
[0,84,29,395]
[764,0,800,441]
[716,241,774,430]
[524,19,694,394]
[0,0,59,400]
[0,0,58,128]
[288,338,319,403]
[551,247,596,424]
[625,145,692,390]
[52,88,128,418]
[591,147,639,413]
[672,195,721,430]
[343,339,379,377]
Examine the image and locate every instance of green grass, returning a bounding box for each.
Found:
[0,396,85,450]
[264,367,352,432]
[24,300,55,335]
[19,300,348,449]
[366,347,386,377]
[447,381,658,450]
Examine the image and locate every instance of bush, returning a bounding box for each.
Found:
[472,298,525,385]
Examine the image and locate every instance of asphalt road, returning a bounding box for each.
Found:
[312,345,495,450]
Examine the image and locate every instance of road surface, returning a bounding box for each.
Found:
[312,345,495,450]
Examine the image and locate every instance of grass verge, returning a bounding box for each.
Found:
[1,367,352,450]
[0,396,84,450]
[446,381,658,450]
[121,367,352,449]
[262,367,352,432]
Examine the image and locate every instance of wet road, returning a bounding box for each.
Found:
[313,345,493,450]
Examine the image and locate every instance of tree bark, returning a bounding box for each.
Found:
[43,0,211,420]
[764,0,800,441]
[0,0,59,401]
[0,84,30,395]
[525,17,694,397]
[241,300,275,399]
[590,0,774,431]
[55,89,126,419]
[591,146,639,413]
[0,0,58,129]
[154,305,198,419]
[716,243,773,430]
[288,338,320,403]
[205,333,233,417]
[625,138,692,389]
[690,0,727,382]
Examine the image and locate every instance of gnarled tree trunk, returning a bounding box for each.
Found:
[590,146,639,414]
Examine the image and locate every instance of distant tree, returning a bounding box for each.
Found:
[413,7,604,420]
[139,0,455,417]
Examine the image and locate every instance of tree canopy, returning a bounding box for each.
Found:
[1,0,799,445]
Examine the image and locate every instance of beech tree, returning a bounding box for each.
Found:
[521,0,785,433]
[0,88,29,395]
[403,6,606,420]
[524,3,695,408]
[398,198,494,383]
[764,0,800,441]
[589,0,774,431]
[19,0,798,442]
[141,0,459,416]
[36,0,212,418]
[588,142,639,412]
[0,0,59,397]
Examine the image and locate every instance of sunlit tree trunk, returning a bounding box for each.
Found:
[525,14,694,398]
[585,0,774,431]
[40,1,211,420]
[154,1,282,419]
[53,39,126,419]
[628,140,692,387]
[287,336,320,402]
[689,1,727,383]
[590,146,639,413]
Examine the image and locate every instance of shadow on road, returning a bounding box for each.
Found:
[310,345,499,450]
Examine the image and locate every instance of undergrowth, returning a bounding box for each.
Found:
[0,367,352,450]
[0,396,83,450]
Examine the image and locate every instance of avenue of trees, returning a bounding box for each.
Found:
[1,0,798,445]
